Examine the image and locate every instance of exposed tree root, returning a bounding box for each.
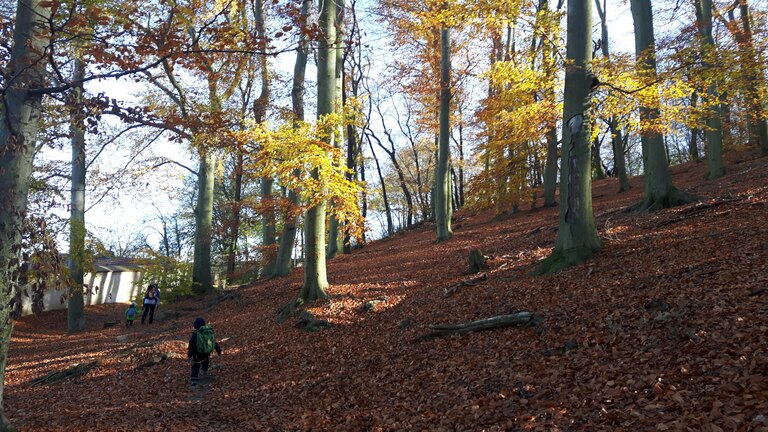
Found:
[630,188,699,213]
[536,246,597,275]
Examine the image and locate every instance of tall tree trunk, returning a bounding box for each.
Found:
[0,1,51,428]
[68,57,87,333]
[226,152,243,282]
[192,150,216,293]
[435,25,453,242]
[696,0,725,179]
[252,0,276,277]
[369,138,394,236]
[538,0,601,274]
[595,0,630,192]
[327,0,346,259]
[630,0,693,211]
[274,0,311,278]
[300,0,337,302]
[733,0,768,154]
[592,134,606,180]
[689,89,701,160]
[541,0,563,207]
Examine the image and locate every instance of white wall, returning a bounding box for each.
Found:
[20,270,145,316]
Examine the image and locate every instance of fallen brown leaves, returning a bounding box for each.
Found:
[6,150,768,431]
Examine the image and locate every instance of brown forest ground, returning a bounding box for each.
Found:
[5,150,768,431]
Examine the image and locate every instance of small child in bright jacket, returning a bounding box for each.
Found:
[125,302,138,327]
[187,317,221,386]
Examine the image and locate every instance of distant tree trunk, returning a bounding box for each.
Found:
[369,138,394,236]
[538,0,601,274]
[252,0,276,277]
[300,0,336,302]
[327,0,346,259]
[435,25,453,242]
[592,134,606,180]
[595,0,630,191]
[630,0,693,211]
[689,89,701,160]
[696,0,725,179]
[0,1,52,428]
[732,0,768,154]
[274,0,311,278]
[226,152,243,282]
[68,57,87,333]
[541,0,564,207]
[192,150,216,293]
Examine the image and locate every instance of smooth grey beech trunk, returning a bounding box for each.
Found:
[538,0,601,274]
[435,25,453,242]
[300,0,337,302]
[192,150,216,293]
[0,1,51,429]
[733,0,768,154]
[630,0,694,211]
[327,0,345,259]
[67,57,87,333]
[274,0,311,278]
[594,0,630,191]
[696,0,725,179]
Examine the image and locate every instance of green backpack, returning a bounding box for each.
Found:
[195,325,216,355]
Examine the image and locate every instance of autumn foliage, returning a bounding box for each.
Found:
[6,150,768,431]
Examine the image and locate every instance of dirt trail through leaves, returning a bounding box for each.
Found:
[6,151,768,431]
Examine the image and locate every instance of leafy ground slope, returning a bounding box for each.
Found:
[6,151,768,431]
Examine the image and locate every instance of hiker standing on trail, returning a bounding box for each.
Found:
[188,317,221,386]
[140,284,159,324]
[125,302,138,327]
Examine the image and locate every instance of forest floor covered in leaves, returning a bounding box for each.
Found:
[6,150,768,431]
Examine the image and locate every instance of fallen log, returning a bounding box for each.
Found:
[419,312,542,340]
[31,361,98,385]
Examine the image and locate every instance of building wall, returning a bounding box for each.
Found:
[20,270,146,316]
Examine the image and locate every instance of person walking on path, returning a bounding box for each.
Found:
[140,284,159,324]
[187,317,222,386]
[125,302,138,327]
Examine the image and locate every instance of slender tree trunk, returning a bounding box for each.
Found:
[67,57,87,333]
[0,1,51,428]
[592,134,606,180]
[630,0,694,211]
[274,0,311,278]
[541,0,563,207]
[538,0,601,274]
[696,0,725,179]
[689,89,701,160]
[435,25,453,242]
[192,150,216,293]
[734,0,768,154]
[328,0,346,259]
[369,138,394,236]
[300,0,337,302]
[226,152,243,281]
[595,0,630,191]
[260,177,277,277]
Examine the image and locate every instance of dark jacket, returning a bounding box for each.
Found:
[187,318,221,359]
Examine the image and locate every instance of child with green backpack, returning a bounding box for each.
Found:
[125,302,138,327]
[187,317,222,386]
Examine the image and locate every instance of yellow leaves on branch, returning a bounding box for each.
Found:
[231,114,365,241]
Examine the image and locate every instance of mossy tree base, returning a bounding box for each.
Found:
[537,245,598,275]
[632,188,698,212]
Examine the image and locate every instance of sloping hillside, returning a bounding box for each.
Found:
[6,151,768,431]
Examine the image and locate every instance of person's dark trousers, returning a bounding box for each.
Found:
[190,355,210,386]
[141,304,156,324]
